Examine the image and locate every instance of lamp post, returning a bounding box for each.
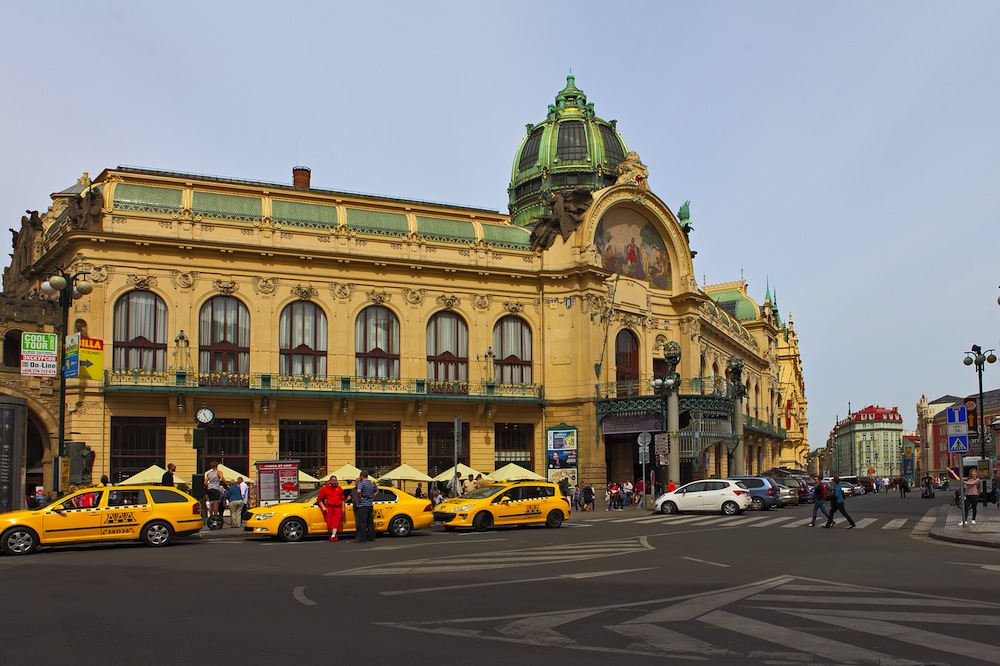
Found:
[963,344,996,502]
[727,354,747,475]
[651,341,682,490]
[40,270,93,460]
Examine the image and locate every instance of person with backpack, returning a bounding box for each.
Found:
[808,475,832,527]
[824,476,857,529]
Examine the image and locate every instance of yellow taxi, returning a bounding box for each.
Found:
[433,480,570,531]
[0,484,203,556]
[244,484,434,541]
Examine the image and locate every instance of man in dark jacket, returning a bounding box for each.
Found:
[809,475,832,527]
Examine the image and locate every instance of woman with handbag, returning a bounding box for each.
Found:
[317,476,345,542]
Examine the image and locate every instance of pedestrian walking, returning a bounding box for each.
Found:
[808,475,832,527]
[582,483,594,511]
[824,476,856,529]
[959,469,981,526]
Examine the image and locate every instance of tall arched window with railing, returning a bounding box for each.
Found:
[279,301,327,376]
[198,296,250,386]
[492,316,532,384]
[614,329,639,396]
[355,306,400,378]
[113,291,168,371]
[426,311,468,383]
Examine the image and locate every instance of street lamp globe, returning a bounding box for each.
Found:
[47,275,68,292]
[40,281,57,295]
[964,356,974,366]
[75,280,93,296]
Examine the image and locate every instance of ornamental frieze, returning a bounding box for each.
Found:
[169,270,199,290]
[251,276,280,295]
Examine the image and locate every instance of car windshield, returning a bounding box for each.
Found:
[455,485,508,500]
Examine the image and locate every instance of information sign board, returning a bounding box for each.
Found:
[20,332,58,377]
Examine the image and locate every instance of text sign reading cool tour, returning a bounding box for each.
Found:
[947,405,970,453]
[20,332,58,377]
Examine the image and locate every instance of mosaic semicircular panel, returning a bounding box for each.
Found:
[594,208,672,289]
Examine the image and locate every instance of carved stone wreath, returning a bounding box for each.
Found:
[330,282,356,300]
[213,280,239,296]
[401,288,425,305]
[436,294,460,310]
[290,285,318,301]
[90,266,113,283]
[251,276,280,295]
[502,301,524,315]
[170,270,199,290]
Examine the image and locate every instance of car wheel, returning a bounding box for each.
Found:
[142,520,173,547]
[472,512,492,532]
[1,527,38,556]
[660,501,678,515]
[722,501,739,516]
[279,518,306,542]
[388,515,413,537]
[545,510,564,528]
[751,497,766,511]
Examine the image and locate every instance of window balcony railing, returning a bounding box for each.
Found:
[102,369,542,400]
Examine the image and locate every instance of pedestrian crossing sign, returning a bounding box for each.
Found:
[948,433,969,453]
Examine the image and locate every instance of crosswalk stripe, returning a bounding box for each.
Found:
[854,518,878,529]
[748,516,797,527]
[882,518,907,530]
[781,519,811,528]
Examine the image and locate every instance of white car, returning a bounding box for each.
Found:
[654,479,752,516]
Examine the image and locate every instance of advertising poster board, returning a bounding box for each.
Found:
[79,337,105,380]
[20,332,58,377]
[547,424,578,486]
[255,460,300,504]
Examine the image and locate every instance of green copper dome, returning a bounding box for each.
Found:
[508,75,629,227]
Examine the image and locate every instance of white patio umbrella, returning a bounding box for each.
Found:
[319,464,362,482]
[117,465,167,485]
[378,463,434,483]
[432,463,491,482]
[490,463,545,481]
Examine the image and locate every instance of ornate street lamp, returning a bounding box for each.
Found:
[40,270,93,460]
[963,344,996,500]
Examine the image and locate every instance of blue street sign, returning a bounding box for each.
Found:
[948,434,970,453]
[947,406,967,424]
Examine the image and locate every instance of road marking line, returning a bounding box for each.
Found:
[379,568,655,596]
[680,556,730,568]
[292,586,317,606]
[747,516,796,527]
[854,518,878,529]
[882,519,907,530]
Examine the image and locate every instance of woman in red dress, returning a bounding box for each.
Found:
[317,476,345,541]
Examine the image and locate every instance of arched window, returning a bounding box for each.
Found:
[3,329,23,368]
[614,330,639,396]
[426,311,468,383]
[492,316,532,384]
[355,306,399,378]
[113,292,168,371]
[198,296,250,386]
[279,301,327,376]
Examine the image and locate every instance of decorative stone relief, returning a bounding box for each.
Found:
[172,208,202,223]
[436,294,460,310]
[280,232,293,239]
[502,301,524,315]
[213,279,239,296]
[158,220,172,229]
[330,283,355,300]
[90,266,112,283]
[290,285,317,300]
[125,275,157,291]
[330,223,357,238]
[170,270,199,290]
[251,276,280,295]
[240,229,254,236]
[401,288,425,305]
[367,289,390,305]
[253,217,282,230]
[470,293,492,311]
[72,400,102,415]
[654,334,668,353]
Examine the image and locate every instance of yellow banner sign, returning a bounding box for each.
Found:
[79,337,104,380]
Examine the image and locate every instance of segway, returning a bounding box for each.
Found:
[206,489,225,530]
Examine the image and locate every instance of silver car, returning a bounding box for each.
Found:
[774,478,800,506]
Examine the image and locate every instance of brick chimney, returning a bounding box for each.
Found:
[292,166,311,189]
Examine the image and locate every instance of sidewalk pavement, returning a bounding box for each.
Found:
[929,502,1000,548]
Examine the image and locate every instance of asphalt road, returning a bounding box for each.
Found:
[4,493,999,665]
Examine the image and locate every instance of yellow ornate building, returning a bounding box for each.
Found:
[1,76,807,494]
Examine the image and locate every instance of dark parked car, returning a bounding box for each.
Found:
[724,476,782,511]
[779,477,810,504]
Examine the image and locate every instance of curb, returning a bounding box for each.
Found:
[928,504,1000,549]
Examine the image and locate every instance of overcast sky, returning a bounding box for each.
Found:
[3,1,998,448]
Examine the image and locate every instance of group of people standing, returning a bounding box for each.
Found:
[316,471,378,543]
